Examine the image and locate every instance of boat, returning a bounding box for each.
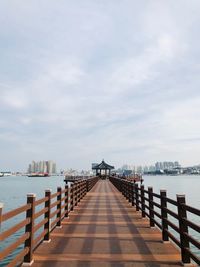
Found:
[27,172,49,177]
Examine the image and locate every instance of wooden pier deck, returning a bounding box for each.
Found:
[32,180,183,267]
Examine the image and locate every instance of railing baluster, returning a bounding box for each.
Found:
[141,185,145,217]
[44,189,51,242]
[148,187,155,227]
[129,182,132,203]
[23,193,36,265]
[70,184,74,211]
[78,182,81,202]
[160,190,169,242]
[74,182,77,206]
[0,202,3,229]
[65,185,69,217]
[135,184,139,211]
[126,182,128,200]
[132,183,135,206]
[125,181,128,199]
[124,181,126,197]
[177,194,190,265]
[122,181,124,196]
[56,187,62,228]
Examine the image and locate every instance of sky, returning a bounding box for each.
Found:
[1,1,200,171]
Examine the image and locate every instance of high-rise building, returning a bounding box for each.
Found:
[52,162,56,174]
[155,161,180,171]
[27,160,57,174]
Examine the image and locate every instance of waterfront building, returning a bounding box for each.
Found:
[27,160,57,174]
[155,161,181,171]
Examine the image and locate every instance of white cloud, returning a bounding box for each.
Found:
[1,90,29,109]
[0,1,200,170]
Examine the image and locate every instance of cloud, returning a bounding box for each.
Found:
[0,1,200,170]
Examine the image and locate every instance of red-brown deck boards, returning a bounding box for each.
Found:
[32,180,184,267]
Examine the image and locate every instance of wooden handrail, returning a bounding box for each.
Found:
[109,176,200,266]
[2,204,31,222]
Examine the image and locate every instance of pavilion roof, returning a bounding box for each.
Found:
[92,160,114,170]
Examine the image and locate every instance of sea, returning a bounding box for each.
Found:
[0,175,200,266]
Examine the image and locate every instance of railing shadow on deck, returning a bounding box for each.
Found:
[0,177,99,266]
[109,176,200,266]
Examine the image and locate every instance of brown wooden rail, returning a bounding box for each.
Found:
[0,176,99,266]
[109,176,200,266]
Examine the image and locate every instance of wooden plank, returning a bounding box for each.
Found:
[51,233,162,239]
[34,253,181,262]
[61,221,149,225]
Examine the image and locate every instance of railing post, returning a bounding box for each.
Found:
[65,185,69,217]
[56,187,62,228]
[78,182,80,202]
[81,181,84,199]
[160,190,169,242]
[129,182,131,201]
[127,182,130,201]
[70,184,74,211]
[23,193,36,266]
[85,180,87,195]
[126,182,128,199]
[82,181,85,197]
[119,179,122,193]
[80,181,82,199]
[0,203,3,232]
[74,182,77,206]
[128,182,132,202]
[82,181,84,198]
[44,189,51,242]
[124,181,127,199]
[135,184,139,211]
[148,187,155,227]
[77,182,79,203]
[141,185,145,217]
[177,194,190,265]
[122,181,124,196]
[123,181,126,197]
[132,183,135,206]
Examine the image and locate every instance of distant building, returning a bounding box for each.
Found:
[27,160,57,174]
[155,161,181,171]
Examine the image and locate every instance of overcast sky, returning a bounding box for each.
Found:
[1,1,200,171]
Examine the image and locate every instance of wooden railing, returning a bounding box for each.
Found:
[0,177,99,266]
[109,176,200,266]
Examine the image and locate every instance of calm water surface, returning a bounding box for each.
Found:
[0,175,66,212]
[1,174,199,211]
[0,175,200,266]
[144,175,200,208]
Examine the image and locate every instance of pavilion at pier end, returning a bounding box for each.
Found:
[92,159,114,178]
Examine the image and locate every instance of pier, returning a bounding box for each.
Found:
[0,177,200,266]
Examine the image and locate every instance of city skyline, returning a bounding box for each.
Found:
[1,1,200,170]
[2,158,200,173]
[4,159,198,173]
